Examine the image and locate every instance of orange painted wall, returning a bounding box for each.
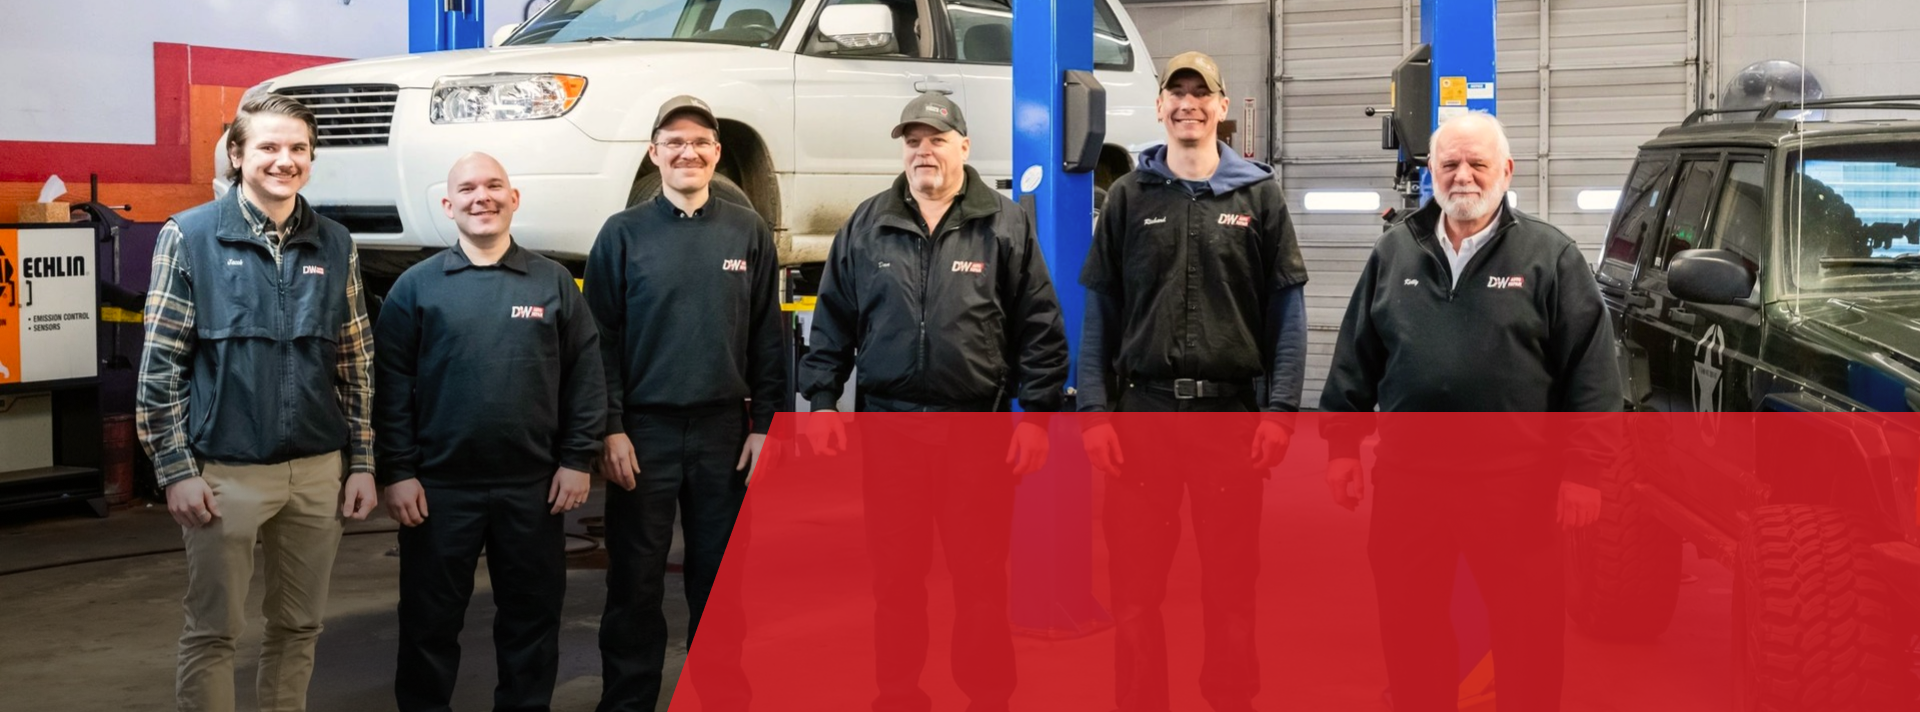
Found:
[2,45,340,223]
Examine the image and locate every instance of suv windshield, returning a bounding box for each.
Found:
[506,0,801,47]
[1788,141,1920,293]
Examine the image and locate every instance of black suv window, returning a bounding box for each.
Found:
[947,0,1012,64]
[1654,159,1723,270]
[1092,0,1133,70]
[1786,142,1920,293]
[1602,156,1676,277]
[1710,160,1768,272]
[942,0,1131,69]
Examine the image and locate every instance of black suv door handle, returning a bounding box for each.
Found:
[1669,306,1698,326]
[1626,292,1654,309]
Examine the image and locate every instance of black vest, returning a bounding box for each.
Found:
[170,196,355,465]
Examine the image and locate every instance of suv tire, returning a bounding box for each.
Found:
[1733,504,1910,712]
[1565,418,1682,641]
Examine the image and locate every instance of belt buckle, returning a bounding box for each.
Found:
[1173,378,1199,399]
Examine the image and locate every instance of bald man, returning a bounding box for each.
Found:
[374,153,607,712]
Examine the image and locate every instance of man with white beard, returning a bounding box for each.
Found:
[1318,111,1618,712]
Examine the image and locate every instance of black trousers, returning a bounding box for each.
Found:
[1368,469,1564,712]
[395,479,566,712]
[860,413,1018,712]
[1104,386,1264,712]
[598,407,748,712]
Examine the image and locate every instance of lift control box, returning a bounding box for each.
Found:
[1061,70,1107,173]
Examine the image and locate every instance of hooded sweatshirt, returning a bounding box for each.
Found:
[1077,141,1310,423]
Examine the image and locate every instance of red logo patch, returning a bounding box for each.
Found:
[510,306,546,319]
[1216,213,1252,228]
[951,260,985,274]
[722,259,748,272]
[302,265,326,275]
[1486,276,1526,289]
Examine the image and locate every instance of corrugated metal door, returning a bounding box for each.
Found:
[1278,0,1695,405]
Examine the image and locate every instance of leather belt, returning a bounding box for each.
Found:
[1131,378,1243,400]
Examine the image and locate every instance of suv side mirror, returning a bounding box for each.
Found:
[815,5,896,54]
[1669,249,1757,307]
[492,22,522,47]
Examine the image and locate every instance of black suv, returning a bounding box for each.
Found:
[1569,97,1920,711]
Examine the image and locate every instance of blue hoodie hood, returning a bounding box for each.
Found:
[1138,140,1275,194]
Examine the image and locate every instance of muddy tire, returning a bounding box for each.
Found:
[1732,504,1910,712]
[1564,424,1682,641]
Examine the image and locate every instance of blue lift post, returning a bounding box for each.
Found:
[1423,0,1502,705]
[1007,0,1111,637]
[412,0,488,53]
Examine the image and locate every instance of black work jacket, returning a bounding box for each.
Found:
[1318,202,1621,485]
[1080,168,1309,382]
[799,167,1069,412]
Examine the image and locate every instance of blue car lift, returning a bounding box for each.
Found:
[412,0,488,53]
[1008,0,1110,637]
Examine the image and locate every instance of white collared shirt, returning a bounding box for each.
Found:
[1435,217,1498,288]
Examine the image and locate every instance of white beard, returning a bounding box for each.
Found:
[1436,186,1504,222]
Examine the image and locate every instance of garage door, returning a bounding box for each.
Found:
[1277,0,1695,405]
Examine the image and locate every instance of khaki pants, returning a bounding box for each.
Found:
[176,451,345,712]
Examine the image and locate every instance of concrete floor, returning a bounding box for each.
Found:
[0,488,688,712]
[0,466,1734,712]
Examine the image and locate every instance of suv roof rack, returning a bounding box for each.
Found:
[1683,95,1920,126]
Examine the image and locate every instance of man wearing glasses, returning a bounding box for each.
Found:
[585,95,789,712]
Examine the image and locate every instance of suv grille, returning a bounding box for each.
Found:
[277,85,399,147]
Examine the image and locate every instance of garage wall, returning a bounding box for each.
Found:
[1712,0,1920,101]
[1122,0,1276,155]
[0,0,406,145]
[0,0,410,222]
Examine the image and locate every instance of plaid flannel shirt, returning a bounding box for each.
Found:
[136,190,375,487]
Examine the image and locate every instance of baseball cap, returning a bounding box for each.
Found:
[890,92,968,138]
[1162,51,1226,94]
[653,95,717,133]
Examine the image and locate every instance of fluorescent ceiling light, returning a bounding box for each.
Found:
[1304,191,1381,212]
[1577,189,1622,212]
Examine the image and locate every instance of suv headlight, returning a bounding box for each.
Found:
[429,73,587,124]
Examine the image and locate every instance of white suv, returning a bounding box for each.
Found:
[218,0,1163,284]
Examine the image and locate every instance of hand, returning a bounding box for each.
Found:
[602,433,639,491]
[1327,457,1366,511]
[384,479,429,527]
[1249,421,1291,470]
[548,467,591,515]
[165,477,221,529]
[1005,421,1050,479]
[341,472,378,520]
[737,433,767,485]
[1081,423,1125,478]
[1558,481,1603,530]
[808,409,848,456]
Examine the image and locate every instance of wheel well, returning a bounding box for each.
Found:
[1095,144,1133,191]
[632,120,782,230]
[1753,414,1888,536]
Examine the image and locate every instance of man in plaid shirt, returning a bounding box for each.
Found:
[137,94,377,712]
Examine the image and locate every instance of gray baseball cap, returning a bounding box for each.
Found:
[890,92,968,138]
[653,95,717,133]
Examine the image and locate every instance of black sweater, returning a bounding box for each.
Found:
[1318,203,1620,485]
[584,195,788,433]
[373,241,606,486]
